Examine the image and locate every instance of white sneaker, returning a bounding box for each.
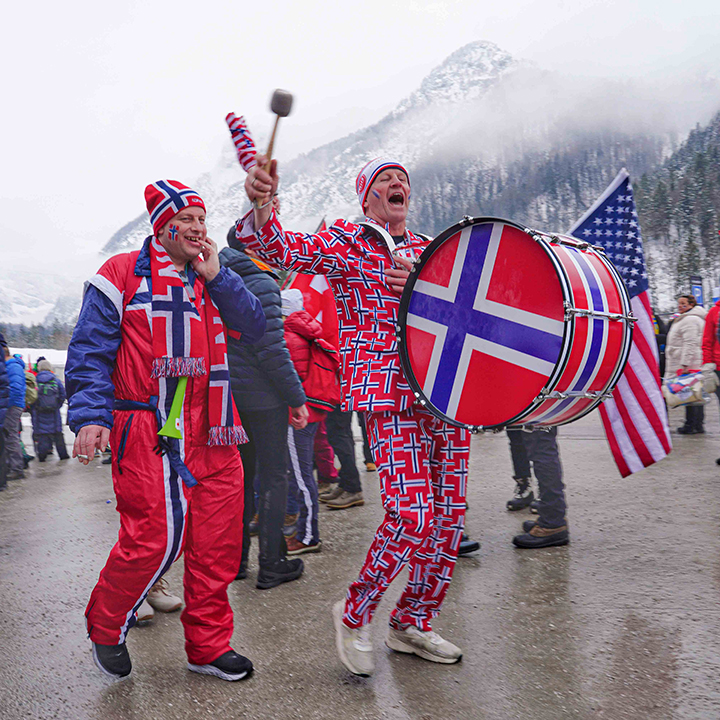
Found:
[136,599,154,623]
[385,625,462,664]
[332,600,374,676]
[147,578,182,613]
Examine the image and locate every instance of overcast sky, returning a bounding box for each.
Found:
[2,0,719,282]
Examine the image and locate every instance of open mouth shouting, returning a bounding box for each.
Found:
[388,192,405,207]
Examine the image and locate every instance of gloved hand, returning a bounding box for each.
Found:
[225,113,257,172]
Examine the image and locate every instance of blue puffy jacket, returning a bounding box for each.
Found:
[6,355,26,409]
[0,356,9,426]
[220,246,306,411]
[32,370,67,435]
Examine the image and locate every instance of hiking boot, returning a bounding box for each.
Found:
[506,478,533,511]
[256,557,304,589]
[319,484,342,503]
[248,513,259,536]
[286,537,322,556]
[333,600,374,676]
[522,520,538,533]
[365,462,377,472]
[385,625,462,664]
[282,513,298,539]
[317,481,334,494]
[326,491,364,510]
[137,599,154,622]
[512,523,569,549]
[457,533,480,556]
[92,642,132,679]
[147,578,182,613]
[188,650,253,681]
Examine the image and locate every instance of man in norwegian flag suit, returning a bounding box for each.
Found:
[237,156,470,676]
[66,180,265,681]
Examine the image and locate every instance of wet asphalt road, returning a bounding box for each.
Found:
[1,407,719,720]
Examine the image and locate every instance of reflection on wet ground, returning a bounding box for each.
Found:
[0,407,718,719]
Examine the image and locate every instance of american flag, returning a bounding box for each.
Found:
[569,168,671,477]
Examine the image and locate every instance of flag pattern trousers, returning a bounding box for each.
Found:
[343,406,469,631]
[85,410,244,665]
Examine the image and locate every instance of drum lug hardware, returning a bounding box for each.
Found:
[565,307,635,322]
[545,390,612,400]
[460,215,474,226]
[525,227,545,243]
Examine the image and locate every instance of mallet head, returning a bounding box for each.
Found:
[270,89,293,118]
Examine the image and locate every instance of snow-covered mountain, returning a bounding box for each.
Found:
[4,40,718,326]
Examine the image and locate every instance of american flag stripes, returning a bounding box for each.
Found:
[569,168,671,477]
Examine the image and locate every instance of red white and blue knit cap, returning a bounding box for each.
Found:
[144,180,206,236]
[355,158,410,210]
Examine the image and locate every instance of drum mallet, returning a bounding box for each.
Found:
[265,89,293,162]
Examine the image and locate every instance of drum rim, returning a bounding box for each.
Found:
[396,216,575,431]
[509,233,635,427]
[543,240,634,426]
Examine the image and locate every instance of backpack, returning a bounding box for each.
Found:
[25,372,38,407]
[36,377,61,412]
[303,338,342,411]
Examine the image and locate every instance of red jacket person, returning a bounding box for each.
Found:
[237,156,471,676]
[66,180,265,681]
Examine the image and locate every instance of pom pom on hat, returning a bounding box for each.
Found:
[144,180,206,236]
[356,158,410,211]
[281,288,304,317]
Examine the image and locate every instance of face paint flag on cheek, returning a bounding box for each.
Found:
[169,224,179,242]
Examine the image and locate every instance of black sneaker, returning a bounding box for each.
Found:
[506,479,534,511]
[92,642,132,679]
[256,557,304,590]
[188,650,253,681]
[529,499,540,514]
[457,533,480,556]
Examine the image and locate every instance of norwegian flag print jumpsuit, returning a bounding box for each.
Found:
[66,239,265,664]
[238,212,470,631]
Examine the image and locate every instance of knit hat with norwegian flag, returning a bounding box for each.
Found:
[355,158,410,211]
[144,180,206,236]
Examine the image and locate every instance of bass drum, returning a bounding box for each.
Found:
[396,217,634,430]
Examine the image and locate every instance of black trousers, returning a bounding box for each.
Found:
[507,427,566,528]
[325,406,361,494]
[236,405,289,569]
[37,432,69,461]
[356,412,373,464]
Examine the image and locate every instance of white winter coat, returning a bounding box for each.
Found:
[664,305,708,378]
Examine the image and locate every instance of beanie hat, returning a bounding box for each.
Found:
[355,158,410,211]
[144,180,206,236]
[281,289,304,317]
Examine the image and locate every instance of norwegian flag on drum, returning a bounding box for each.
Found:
[569,168,672,477]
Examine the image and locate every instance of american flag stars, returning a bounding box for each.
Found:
[578,180,648,296]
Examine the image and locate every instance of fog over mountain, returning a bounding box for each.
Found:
[3,40,719,325]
